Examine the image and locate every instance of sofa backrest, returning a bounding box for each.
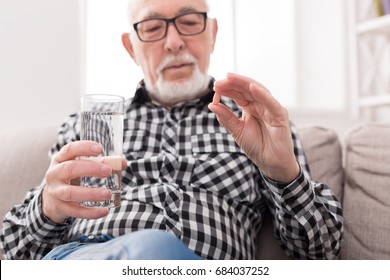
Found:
[341,123,390,259]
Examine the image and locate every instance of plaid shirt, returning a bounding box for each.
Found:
[0,80,342,260]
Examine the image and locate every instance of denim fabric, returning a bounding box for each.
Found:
[43,230,202,260]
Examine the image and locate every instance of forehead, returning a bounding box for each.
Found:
[130,0,208,22]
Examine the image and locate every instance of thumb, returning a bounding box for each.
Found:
[208,103,242,137]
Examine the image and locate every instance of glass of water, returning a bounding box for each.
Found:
[80,94,124,208]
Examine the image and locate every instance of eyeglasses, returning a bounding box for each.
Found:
[133,12,208,42]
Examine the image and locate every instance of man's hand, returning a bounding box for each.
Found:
[208,73,299,183]
[42,141,126,224]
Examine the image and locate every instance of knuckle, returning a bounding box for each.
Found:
[61,161,74,177]
[60,143,72,157]
[44,184,55,197]
[62,185,75,201]
[54,143,74,163]
[45,167,55,183]
[69,207,81,218]
[45,170,51,183]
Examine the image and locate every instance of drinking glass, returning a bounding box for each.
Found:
[80,94,124,207]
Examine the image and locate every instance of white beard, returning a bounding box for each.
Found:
[144,53,210,106]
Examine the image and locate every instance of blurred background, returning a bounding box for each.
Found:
[1,0,389,137]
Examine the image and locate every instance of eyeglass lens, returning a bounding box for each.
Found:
[136,13,206,42]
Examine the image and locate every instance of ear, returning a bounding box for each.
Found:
[210,18,218,53]
[121,32,138,64]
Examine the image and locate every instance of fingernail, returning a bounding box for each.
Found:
[101,165,111,174]
[91,144,101,153]
[102,189,111,199]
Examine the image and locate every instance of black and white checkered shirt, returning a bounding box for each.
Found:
[0,80,343,260]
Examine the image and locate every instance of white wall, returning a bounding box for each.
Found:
[294,0,347,111]
[0,0,84,131]
[235,0,297,107]
[290,0,359,137]
[85,0,138,98]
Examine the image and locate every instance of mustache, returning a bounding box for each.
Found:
[157,53,197,74]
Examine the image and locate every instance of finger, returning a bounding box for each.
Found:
[212,91,221,105]
[54,141,103,163]
[214,73,257,95]
[122,158,127,170]
[212,82,221,104]
[214,79,251,102]
[215,76,286,119]
[226,73,268,92]
[208,102,242,137]
[214,73,270,104]
[52,183,112,203]
[249,83,287,119]
[214,85,255,108]
[213,88,253,108]
[84,156,126,172]
[46,159,112,182]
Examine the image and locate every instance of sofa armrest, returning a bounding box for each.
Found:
[0,125,58,224]
[298,126,344,202]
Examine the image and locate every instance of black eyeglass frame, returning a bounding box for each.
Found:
[133,12,208,42]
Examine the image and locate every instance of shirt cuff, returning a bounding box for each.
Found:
[261,163,315,217]
[25,189,70,244]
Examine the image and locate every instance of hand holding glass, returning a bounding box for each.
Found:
[80,94,124,208]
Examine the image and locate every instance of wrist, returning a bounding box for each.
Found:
[41,187,68,224]
[262,161,301,184]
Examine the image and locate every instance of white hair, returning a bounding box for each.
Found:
[126,0,211,24]
[126,0,134,25]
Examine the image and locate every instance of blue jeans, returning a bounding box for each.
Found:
[43,230,202,260]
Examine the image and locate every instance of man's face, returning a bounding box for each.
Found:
[123,0,217,104]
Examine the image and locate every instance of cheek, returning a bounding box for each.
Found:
[192,47,211,73]
[137,50,161,84]
[199,56,210,72]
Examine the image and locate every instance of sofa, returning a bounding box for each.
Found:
[1,123,390,260]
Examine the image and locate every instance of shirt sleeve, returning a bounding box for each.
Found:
[260,122,343,259]
[0,114,80,260]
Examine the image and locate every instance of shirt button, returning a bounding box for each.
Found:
[285,197,295,205]
[166,207,178,219]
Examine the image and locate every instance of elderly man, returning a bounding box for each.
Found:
[0,0,342,260]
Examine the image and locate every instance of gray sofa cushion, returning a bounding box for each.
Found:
[341,123,390,259]
[299,126,344,201]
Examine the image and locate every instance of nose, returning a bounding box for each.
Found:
[164,23,185,52]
